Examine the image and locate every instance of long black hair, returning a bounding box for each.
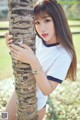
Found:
[34,0,77,81]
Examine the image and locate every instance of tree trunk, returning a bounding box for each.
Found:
[8,0,38,120]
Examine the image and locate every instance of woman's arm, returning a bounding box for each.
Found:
[4,33,13,48]
[10,43,59,95]
[4,33,59,96]
[30,58,59,95]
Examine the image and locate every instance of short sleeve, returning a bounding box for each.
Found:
[47,53,72,83]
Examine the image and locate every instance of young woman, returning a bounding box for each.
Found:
[5,0,77,120]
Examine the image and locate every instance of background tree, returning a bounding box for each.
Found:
[58,0,80,19]
[8,0,38,120]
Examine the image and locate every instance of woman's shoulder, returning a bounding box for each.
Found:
[57,44,73,61]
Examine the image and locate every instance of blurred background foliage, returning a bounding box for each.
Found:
[0,0,80,20]
[57,0,80,20]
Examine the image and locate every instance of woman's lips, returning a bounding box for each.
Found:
[42,34,48,38]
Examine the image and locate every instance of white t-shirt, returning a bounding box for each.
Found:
[35,36,72,111]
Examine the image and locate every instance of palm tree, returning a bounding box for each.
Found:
[8,0,38,120]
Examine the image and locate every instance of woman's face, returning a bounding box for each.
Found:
[34,14,57,44]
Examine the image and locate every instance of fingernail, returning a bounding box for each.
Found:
[11,39,13,42]
[10,35,13,38]
[18,41,23,45]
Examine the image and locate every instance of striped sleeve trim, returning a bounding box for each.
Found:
[47,76,63,83]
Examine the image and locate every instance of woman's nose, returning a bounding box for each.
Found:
[40,23,46,32]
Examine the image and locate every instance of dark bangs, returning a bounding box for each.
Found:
[34,1,52,19]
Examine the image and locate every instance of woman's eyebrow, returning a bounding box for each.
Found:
[34,16,50,21]
[41,15,50,19]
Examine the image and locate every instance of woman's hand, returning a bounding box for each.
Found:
[10,43,36,65]
[4,32,13,48]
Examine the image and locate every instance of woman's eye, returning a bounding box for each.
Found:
[45,19,51,23]
[35,21,40,25]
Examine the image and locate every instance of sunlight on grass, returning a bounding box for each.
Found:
[68,20,80,25]
[0,39,13,80]
[0,30,8,36]
[70,27,80,32]
[73,34,80,63]
[0,21,9,27]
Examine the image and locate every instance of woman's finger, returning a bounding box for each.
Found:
[4,32,12,40]
[4,32,9,39]
[4,32,10,40]
[4,32,13,47]
[11,51,17,59]
[11,44,24,51]
[19,43,30,49]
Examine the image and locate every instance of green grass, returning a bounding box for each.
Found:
[69,20,80,32]
[68,20,80,25]
[0,39,13,80]
[70,27,80,31]
[0,21,9,27]
[0,21,9,36]
[0,30,8,36]
[0,20,80,80]
[73,34,80,62]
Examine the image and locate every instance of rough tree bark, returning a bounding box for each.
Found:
[8,0,38,120]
